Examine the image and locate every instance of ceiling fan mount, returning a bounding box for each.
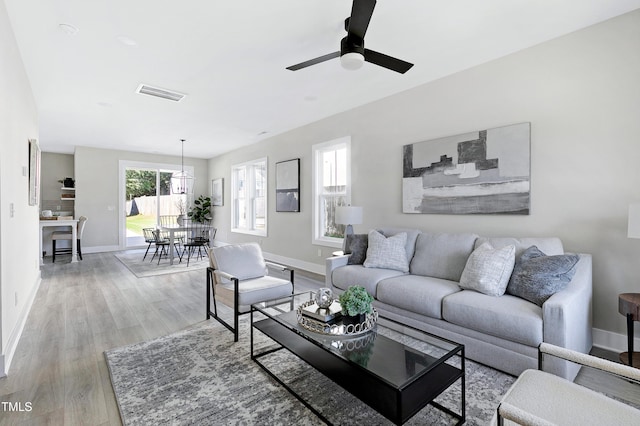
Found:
[287,0,413,74]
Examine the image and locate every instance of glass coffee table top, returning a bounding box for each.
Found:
[251,291,465,422]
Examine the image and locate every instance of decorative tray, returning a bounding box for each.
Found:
[300,299,343,322]
[296,299,378,336]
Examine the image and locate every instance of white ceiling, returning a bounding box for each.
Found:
[5,0,640,159]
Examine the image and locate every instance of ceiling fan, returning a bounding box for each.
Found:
[286,0,413,74]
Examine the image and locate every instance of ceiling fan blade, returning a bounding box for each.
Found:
[364,49,414,74]
[347,0,376,41]
[286,52,340,71]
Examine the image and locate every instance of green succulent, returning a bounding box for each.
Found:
[338,285,374,317]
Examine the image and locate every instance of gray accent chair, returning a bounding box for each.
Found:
[206,242,294,342]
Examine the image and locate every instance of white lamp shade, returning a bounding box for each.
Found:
[628,203,640,238]
[335,206,363,225]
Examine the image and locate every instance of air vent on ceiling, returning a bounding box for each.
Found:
[136,84,186,102]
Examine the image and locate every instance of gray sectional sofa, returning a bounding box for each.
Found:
[325,228,592,380]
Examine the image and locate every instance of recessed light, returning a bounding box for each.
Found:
[58,23,79,36]
[257,131,268,136]
[97,101,113,108]
[304,95,318,102]
[116,35,138,47]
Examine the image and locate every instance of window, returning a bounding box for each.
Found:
[312,137,351,247]
[231,157,267,236]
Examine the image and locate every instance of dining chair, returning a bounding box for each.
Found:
[52,216,87,263]
[180,222,213,266]
[206,242,294,341]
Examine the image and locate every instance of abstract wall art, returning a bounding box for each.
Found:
[403,123,530,215]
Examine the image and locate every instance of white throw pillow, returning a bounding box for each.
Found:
[459,242,515,296]
[363,230,409,272]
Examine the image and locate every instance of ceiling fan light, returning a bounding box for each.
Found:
[340,52,365,70]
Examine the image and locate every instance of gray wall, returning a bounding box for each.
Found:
[0,0,40,376]
[208,10,640,346]
[74,146,209,250]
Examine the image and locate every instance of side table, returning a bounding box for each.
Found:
[618,293,640,367]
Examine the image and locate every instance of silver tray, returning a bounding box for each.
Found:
[296,299,378,336]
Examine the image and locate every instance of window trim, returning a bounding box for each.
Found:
[312,136,351,248]
[231,157,268,237]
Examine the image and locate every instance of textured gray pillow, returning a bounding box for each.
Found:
[363,230,409,272]
[344,234,368,265]
[507,246,580,306]
[459,242,515,296]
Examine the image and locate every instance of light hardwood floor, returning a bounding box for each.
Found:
[0,252,217,425]
[1,252,638,425]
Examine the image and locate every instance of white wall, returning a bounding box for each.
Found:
[0,0,41,376]
[209,11,640,345]
[74,146,209,251]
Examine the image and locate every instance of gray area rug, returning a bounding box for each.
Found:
[114,248,208,278]
[105,318,515,425]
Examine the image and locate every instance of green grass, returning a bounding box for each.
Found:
[126,214,156,236]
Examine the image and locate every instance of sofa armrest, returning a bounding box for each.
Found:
[325,254,349,287]
[542,254,592,377]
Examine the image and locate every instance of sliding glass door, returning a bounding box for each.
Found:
[122,162,190,248]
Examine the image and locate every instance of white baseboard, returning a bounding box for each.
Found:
[592,327,640,353]
[84,245,121,254]
[1,271,42,376]
[261,251,325,276]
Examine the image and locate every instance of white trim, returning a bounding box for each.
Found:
[230,157,268,237]
[118,160,193,250]
[311,136,351,248]
[592,327,640,353]
[262,251,325,276]
[1,273,41,377]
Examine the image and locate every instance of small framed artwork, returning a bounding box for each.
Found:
[276,158,300,212]
[212,178,224,206]
[28,139,41,206]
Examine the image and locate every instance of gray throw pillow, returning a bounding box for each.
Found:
[345,234,368,265]
[507,245,580,306]
[459,242,515,297]
[363,230,409,272]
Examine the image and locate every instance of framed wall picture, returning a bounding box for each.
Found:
[276,158,300,212]
[28,139,41,206]
[212,178,224,206]
[402,122,530,215]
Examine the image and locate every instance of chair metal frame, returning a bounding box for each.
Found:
[206,261,294,342]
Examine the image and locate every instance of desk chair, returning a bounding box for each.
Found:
[206,242,294,341]
[52,216,87,263]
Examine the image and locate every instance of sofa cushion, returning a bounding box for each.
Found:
[443,290,543,346]
[377,227,421,261]
[507,245,580,306]
[377,275,461,319]
[331,265,405,297]
[459,242,516,297]
[364,230,409,272]
[475,237,564,257]
[344,233,368,265]
[410,232,478,281]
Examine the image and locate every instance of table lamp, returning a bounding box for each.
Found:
[628,203,640,239]
[336,206,363,252]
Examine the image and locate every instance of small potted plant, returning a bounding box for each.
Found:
[175,199,188,225]
[338,285,374,325]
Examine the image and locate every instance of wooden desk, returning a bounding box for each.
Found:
[39,219,79,265]
[619,293,640,367]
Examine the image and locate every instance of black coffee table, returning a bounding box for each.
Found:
[250,292,465,425]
